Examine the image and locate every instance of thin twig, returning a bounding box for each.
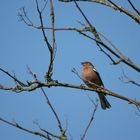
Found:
[40,87,67,140]
[73,1,140,73]
[0,117,49,139]
[18,5,140,73]
[81,99,98,140]
[72,68,83,80]
[107,0,140,24]
[40,87,64,133]
[135,106,140,116]
[98,32,127,60]
[127,0,140,16]
[60,0,140,24]
[74,0,101,42]
[41,0,49,13]
[0,67,27,87]
[27,66,63,132]
[40,127,60,139]
[18,7,34,26]
[119,68,140,87]
[35,0,52,53]
[77,30,140,72]
[26,66,66,139]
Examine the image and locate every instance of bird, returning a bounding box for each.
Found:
[81,61,111,110]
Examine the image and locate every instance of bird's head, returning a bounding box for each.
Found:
[81,61,94,68]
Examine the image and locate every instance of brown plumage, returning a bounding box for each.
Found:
[81,61,111,110]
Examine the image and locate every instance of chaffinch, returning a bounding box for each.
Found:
[81,61,111,110]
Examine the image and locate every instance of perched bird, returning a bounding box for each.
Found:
[81,61,111,110]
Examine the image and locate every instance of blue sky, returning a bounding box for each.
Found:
[0,1,140,140]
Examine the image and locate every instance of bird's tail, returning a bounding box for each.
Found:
[98,94,111,110]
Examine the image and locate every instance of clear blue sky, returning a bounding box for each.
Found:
[0,1,140,140]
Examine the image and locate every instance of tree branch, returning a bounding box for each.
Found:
[40,87,66,138]
[77,31,140,73]
[127,0,140,16]
[119,69,140,87]
[35,0,52,53]
[0,67,27,87]
[107,0,140,24]
[1,79,140,107]
[45,0,56,81]
[81,99,98,140]
[26,66,67,139]
[0,117,50,139]
[18,4,140,73]
[59,0,140,24]
[73,1,140,73]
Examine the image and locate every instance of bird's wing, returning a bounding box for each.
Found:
[93,68,104,87]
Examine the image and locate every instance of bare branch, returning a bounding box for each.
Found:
[45,0,56,82]
[72,1,140,73]
[1,78,140,107]
[27,66,67,139]
[98,32,127,60]
[135,106,140,116]
[59,0,140,24]
[81,99,98,140]
[0,117,49,139]
[41,0,49,13]
[77,30,140,73]
[18,7,34,27]
[40,127,60,139]
[34,121,61,140]
[0,67,27,87]
[72,68,83,80]
[35,0,52,53]
[18,4,140,73]
[74,0,101,43]
[1,1,140,139]
[127,0,140,16]
[32,25,140,73]
[26,66,67,139]
[107,0,140,24]
[40,87,65,134]
[119,69,140,87]
[50,0,55,51]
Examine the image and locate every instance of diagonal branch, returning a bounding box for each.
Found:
[26,66,67,139]
[119,69,140,87]
[27,66,62,131]
[77,31,140,72]
[0,67,27,87]
[39,127,60,139]
[98,32,127,60]
[107,0,140,24]
[18,2,140,73]
[127,0,140,16]
[0,117,49,139]
[40,87,65,135]
[74,0,101,43]
[18,7,34,26]
[59,0,140,24]
[81,99,98,140]
[73,1,140,73]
